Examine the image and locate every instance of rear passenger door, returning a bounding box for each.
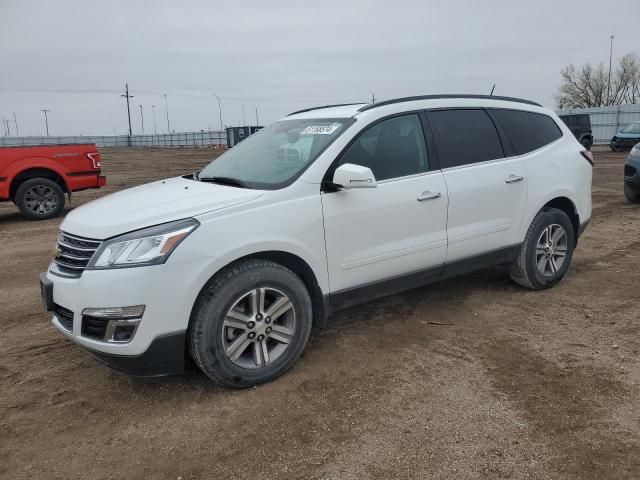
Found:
[426,108,528,262]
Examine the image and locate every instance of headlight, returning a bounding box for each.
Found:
[87,218,199,270]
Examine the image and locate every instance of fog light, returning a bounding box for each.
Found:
[82,305,145,319]
[81,305,145,343]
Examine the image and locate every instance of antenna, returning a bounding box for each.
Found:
[490,84,496,96]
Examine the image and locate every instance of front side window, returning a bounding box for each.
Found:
[621,123,640,134]
[428,109,504,168]
[198,118,354,189]
[337,114,428,181]
[491,109,562,155]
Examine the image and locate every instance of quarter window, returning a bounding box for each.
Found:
[337,114,428,181]
[428,109,504,168]
[491,109,563,155]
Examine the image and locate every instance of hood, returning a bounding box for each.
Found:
[62,176,263,239]
[615,132,640,139]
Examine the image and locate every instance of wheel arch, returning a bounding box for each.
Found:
[189,250,329,333]
[541,196,580,246]
[9,167,68,201]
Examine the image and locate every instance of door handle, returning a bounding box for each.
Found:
[417,191,441,201]
[505,174,524,184]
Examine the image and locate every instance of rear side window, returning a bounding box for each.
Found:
[428,109,504,168]
[491,109,562,155]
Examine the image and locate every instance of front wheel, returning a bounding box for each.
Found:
[189,259,312,388]
[510,208,575,290]
[15,177,65,220]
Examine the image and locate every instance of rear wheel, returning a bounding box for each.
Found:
[510,208,575,290]
[189,259,312,388]
[625,183,640,204]
[15,178,65,220]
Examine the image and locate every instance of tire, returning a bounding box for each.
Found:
[189,259,313,388]
[15,177,65,221]
[625,183,640,204]
[510,208,575,290]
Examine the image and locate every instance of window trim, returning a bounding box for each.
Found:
[321,110,433,188]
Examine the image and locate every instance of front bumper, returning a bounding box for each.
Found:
[624,155,640,194]
[41,255,215,376]
[611,137,640,150]
[85,331,186,376]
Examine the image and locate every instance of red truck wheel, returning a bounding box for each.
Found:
[15,178,65,221]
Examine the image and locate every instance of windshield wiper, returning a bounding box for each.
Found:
[199,176,250,189]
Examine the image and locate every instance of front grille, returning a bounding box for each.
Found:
[625,164,636,177]
[52,232,101,278]
[54,304,74,331]
[81,315,108,340]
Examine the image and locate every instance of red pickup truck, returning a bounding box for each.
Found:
[0,144,106,220]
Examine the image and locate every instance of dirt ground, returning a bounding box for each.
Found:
[1,146,639,479]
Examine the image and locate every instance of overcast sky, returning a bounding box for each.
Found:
[0,0,638,136]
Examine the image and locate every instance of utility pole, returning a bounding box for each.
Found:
[607,35,615,105]
[255,107,259,126]
[242,100,246,126]
[212,92,223,132]
[41,109,51,136]
[121,83,134,136]
[139,104,144,134]
[13,112,19,136]
[164,94,171,133]
[2,118,9,136]
[152,105,158,134]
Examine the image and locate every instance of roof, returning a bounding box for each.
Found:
[285,94,543,119]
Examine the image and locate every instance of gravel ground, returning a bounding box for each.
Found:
[1,146,639,479]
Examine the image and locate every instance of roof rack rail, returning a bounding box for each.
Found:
[287,103,366,116]
[357,94,542,112]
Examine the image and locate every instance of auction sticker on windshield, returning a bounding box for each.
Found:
[301,125,339,135]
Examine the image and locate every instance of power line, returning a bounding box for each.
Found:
[0,86,367,104]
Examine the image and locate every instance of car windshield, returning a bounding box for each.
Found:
[198,118,354,189]
[621,123,640,134]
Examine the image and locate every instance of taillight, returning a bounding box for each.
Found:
[580,150,593,166]
[86,152,101,169]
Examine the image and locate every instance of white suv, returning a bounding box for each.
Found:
[40,95,593,387]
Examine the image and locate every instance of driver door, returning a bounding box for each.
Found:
[321,113,448,301]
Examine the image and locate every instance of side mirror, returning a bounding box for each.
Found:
[332,163,377,189]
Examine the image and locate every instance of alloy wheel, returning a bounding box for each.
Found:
[222,287,296,369]
[24,184,58,216]
[535,224,568,277]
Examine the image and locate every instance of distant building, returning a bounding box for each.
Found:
[226,126,263,148]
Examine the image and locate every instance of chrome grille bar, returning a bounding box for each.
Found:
[51,231,102,278]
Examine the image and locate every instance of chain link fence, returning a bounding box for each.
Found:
[0,130,227,148]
